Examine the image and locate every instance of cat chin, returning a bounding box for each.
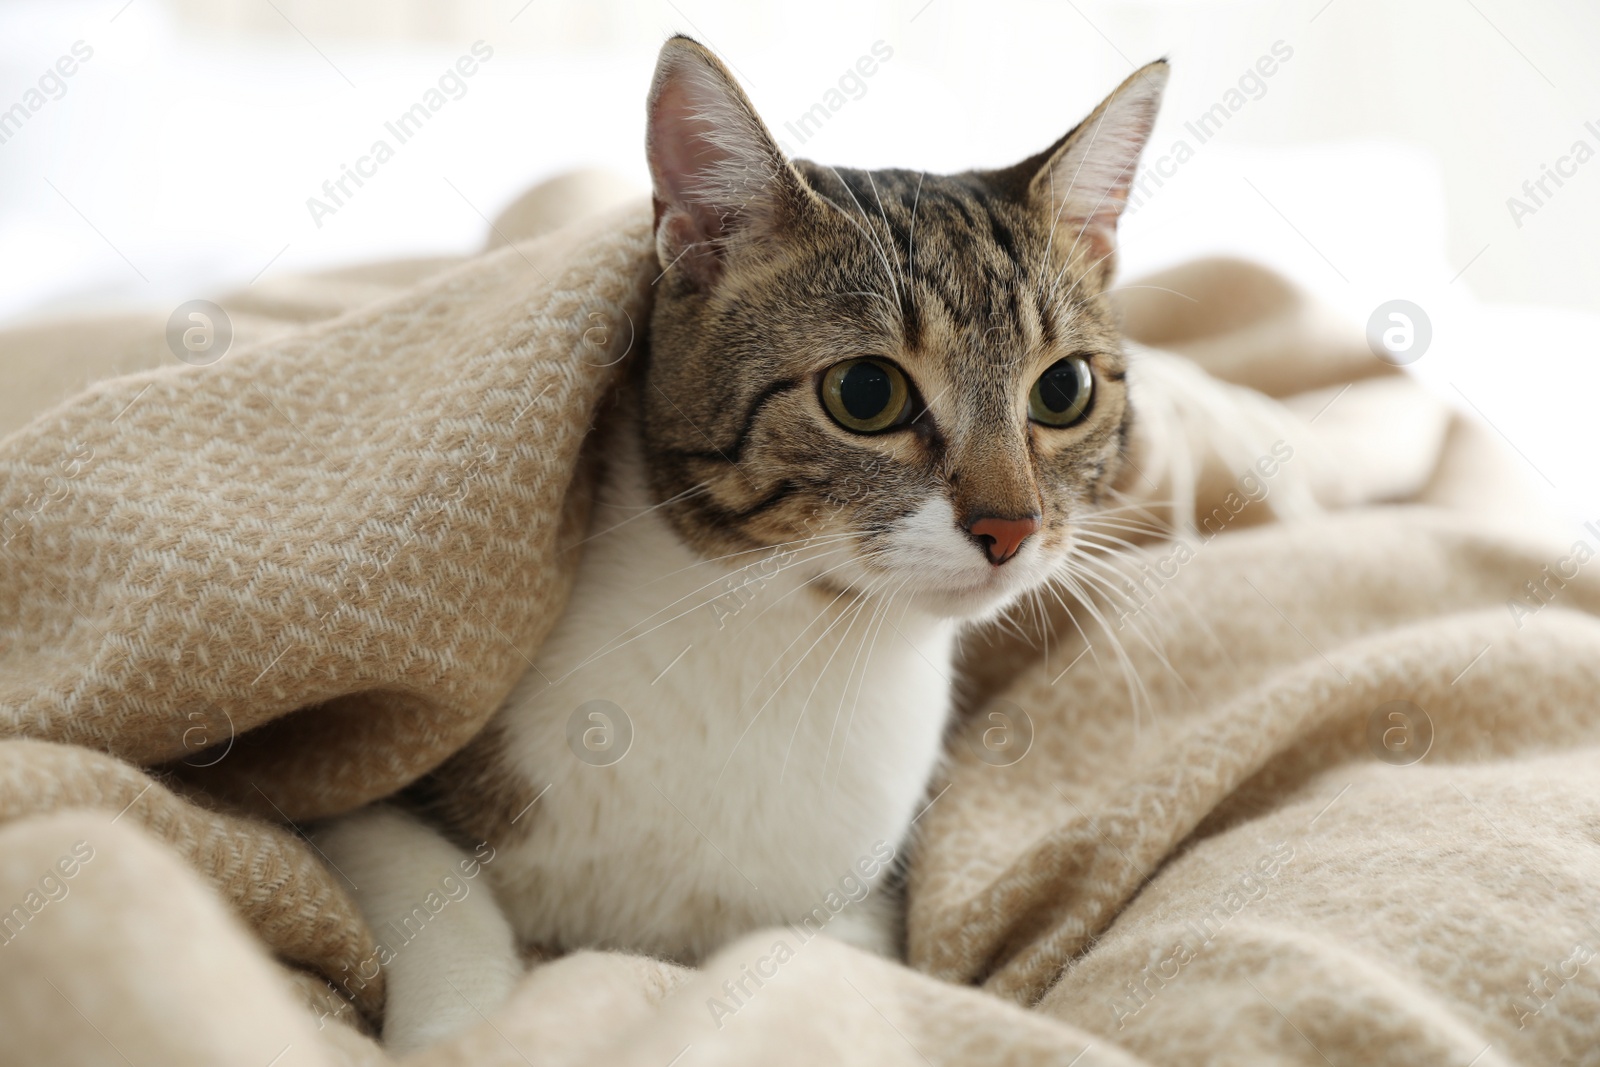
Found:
[802,563,1029,621]
[904,584,1022,622]
[901,575,1041,621]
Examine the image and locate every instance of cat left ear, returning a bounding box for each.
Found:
[1017,60,1168,280]
[646,36,809,289]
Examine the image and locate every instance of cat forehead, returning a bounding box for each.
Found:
[730,168,1114,375]
[794,164,1042,273]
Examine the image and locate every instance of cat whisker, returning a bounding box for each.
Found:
[1072,525,1168,554]
[1050,240,1118,311]
[1087,496,1176,517]
[806,573,907,788]
[1036,575,1108,688]
[1039,99,1124,289]
[776,568,897,784]
[803,570,904,786]
[1078,499,1174,525]
[866,170,909,298]
[565,481,710,550]
[1077,513,1169,535]
[827,573,917,788]
[790,584,883,780]
[1047,566,1156,740]
[838,289,897,309]
[644,530,863,586]
[1063,550,1199,707]
[1094,490,1193,538]
[1071,528,1241,683]
[978,594,1033,646]
[824,164,903,307]
[908,171,925,292]
[1063,531,1220,721]
[1058,567,1166,732]
[1022,585,1048,666]
[1050,133,1140,302]
[1101,283,1201,304]
[558,536,859,682]
[714,571,874,788]
[743,542,876,624]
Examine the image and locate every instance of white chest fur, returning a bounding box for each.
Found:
[486,424,956,961]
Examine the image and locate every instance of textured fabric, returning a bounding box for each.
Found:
[0,192,650,1022]
[0,173,1595,1065]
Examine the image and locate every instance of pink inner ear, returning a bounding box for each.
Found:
[1069,207,1126,267]
[650,75,732,247]
[1049,143,1144,268]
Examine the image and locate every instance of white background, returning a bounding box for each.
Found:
[1,0,1596,524]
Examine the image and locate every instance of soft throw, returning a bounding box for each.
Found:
[0,173,1596,1067]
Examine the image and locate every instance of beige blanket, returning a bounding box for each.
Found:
[1,173,1596,1067]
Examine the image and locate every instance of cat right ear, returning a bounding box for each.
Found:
[1012,60,1168,282]
[646,36,807,288]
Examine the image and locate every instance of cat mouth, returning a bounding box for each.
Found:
[898,564,1042,618]
[804,559,1028,616]
[799,525,1048,618]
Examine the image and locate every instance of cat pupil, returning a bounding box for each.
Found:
[842,362,892,419]
[1038,364,1080,412]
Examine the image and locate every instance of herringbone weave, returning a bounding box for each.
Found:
[2,179,1599,1067]
[0,200,652,1017]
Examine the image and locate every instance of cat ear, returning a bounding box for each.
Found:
[1017,60,1168,279]
[646,36,806,288]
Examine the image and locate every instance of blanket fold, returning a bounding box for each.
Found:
[1,172,1595,1067]
[2,205,650,824]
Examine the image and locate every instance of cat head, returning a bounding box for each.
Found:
[639,36,1165,620]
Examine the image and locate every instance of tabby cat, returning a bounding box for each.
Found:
[318,36,1168,1052]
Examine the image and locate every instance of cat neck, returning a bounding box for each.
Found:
[488,417,958,959]
[550,415,960,761]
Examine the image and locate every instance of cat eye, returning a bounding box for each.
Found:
[821,358,912,433]
[1028,357,1095,427]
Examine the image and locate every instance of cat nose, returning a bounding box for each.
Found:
[965,515,1040,565]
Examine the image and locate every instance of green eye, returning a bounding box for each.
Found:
[822,358,911,433]
[1028,357,1094,427]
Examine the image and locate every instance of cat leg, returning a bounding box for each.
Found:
[313,804,523,1055]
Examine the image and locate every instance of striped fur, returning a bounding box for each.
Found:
[333,38,1168,1048]
[643,38,1167,618]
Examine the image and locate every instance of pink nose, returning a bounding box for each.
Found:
[966,515,1040,565]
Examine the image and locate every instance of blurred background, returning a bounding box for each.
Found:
[1,0,1596,521]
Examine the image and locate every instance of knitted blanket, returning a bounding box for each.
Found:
[1,174,1596,1067]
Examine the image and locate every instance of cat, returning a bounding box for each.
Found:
[315,35,1168,1053]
